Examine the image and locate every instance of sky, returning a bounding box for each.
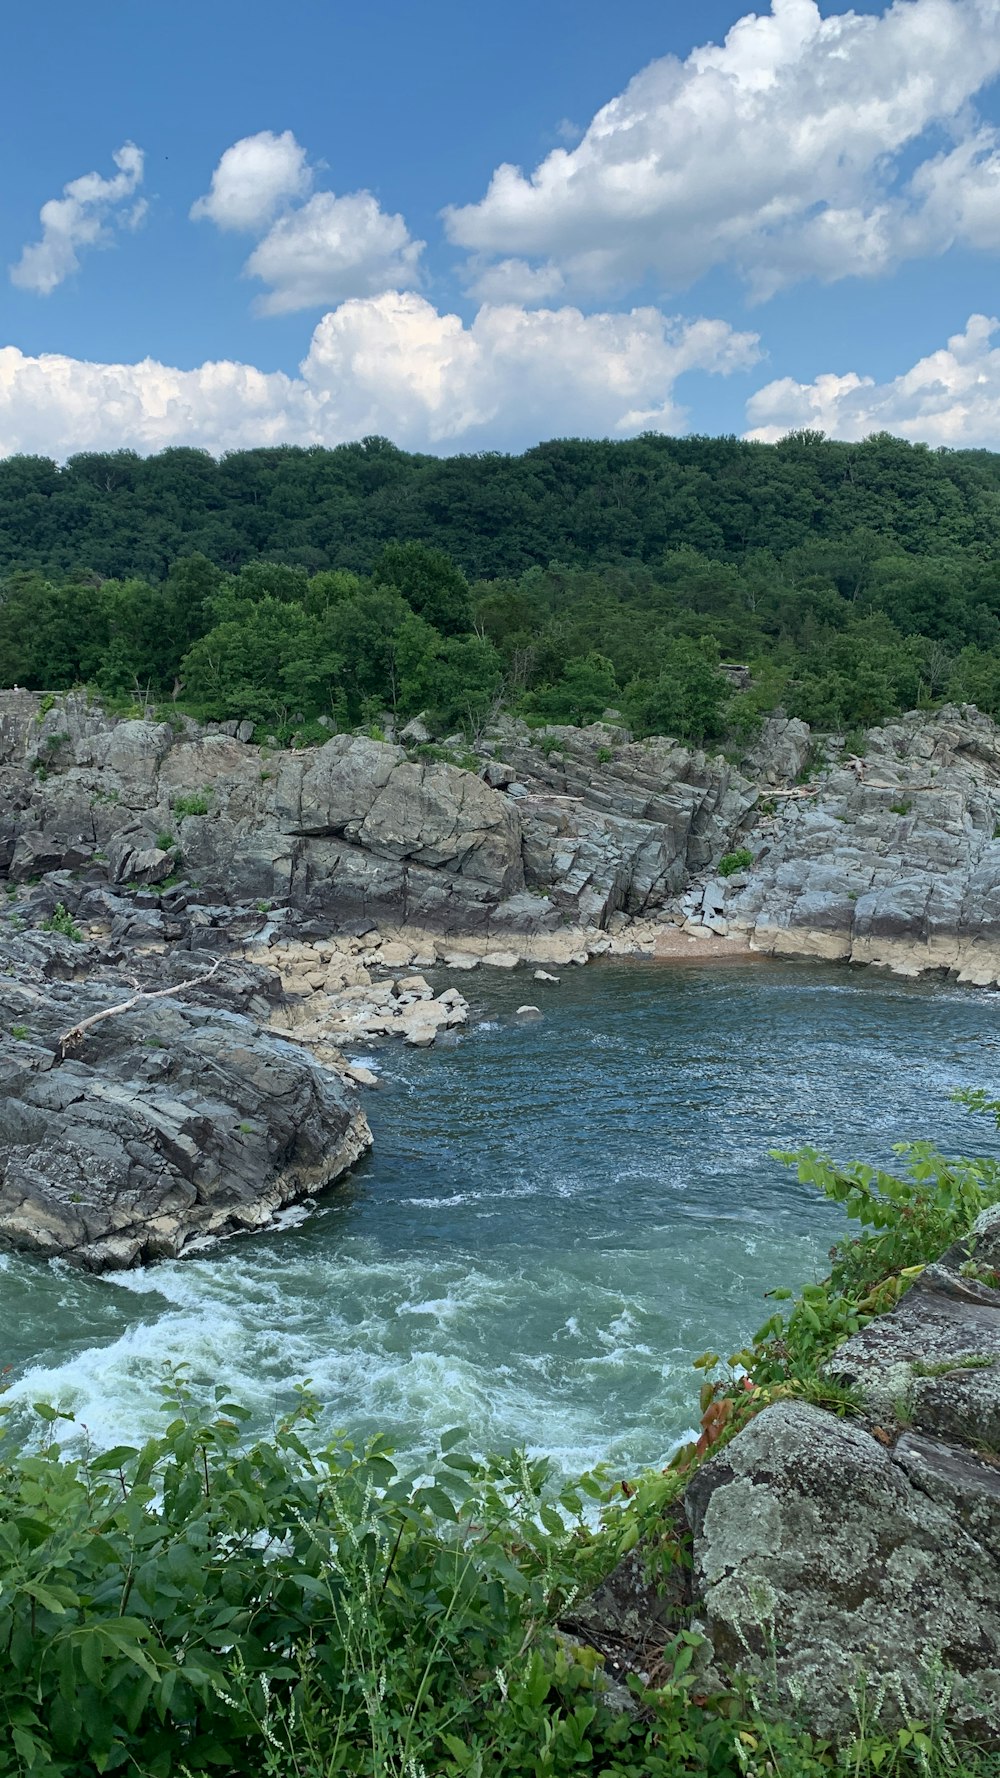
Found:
[2,0,1000,460]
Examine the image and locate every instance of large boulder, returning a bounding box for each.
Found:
[686,1401,1000,1742]
[571,1205,1000,1745]
[0,932,371,1270]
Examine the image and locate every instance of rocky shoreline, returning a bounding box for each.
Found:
[4,688,1000,1269]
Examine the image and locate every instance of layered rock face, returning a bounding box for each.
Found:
[0,692,755,934]
[0,929,371,1270]
[488,720,757,926]
[0,692,524,934]
[686,707,1000,984]
[6,691,1000,977]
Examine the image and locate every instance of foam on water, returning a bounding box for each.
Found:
[4,958,999,1477]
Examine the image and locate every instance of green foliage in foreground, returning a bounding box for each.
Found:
[3,1098,1000,1777]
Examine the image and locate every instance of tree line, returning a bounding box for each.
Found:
[2,430,1000,742]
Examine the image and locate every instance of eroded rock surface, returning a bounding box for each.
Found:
[0,929,371,1270]
[0,692,757,935]
[687,1205,1000,1742]
[717,707,1000,983]
[571,1206,1000,1744]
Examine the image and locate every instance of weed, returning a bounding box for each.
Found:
[911,1354,995,1377]
[10,1025,29,1041]
[890,800,913,817]
[719,847,754,878]
[42,902,84,942]
[172,791,210,817]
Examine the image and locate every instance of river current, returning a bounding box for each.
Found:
[2,958,999,1475]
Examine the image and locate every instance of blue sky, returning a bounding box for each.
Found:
[2,0,1000,457]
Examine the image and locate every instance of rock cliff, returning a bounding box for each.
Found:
[0,691,755,937]
[700,707,1000,985]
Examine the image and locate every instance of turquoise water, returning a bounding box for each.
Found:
[2,958,999,1476]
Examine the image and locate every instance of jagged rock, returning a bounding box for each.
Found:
[740,715,812,785]
[0,932,370,1270]
[399,715,432,744]
[726,706,1000,982]
[686,1399,1000,1743]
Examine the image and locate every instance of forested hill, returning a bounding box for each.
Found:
[3,430,1000,742]
[3,433,1000,578]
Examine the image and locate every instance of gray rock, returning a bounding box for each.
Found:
[686,1400,1000,1742]
[0,932,371,1270]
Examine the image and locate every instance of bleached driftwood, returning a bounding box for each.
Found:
[57,959,222,1059]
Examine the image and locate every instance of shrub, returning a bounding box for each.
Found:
[718,847,754,877]
[42,902,83,942]
[154,829,175,853]
[172,791,210,818]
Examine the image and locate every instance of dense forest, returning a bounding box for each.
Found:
[3,429,1000,742]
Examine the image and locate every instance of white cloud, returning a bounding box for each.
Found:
[10,143,146,296]
[445,0,1000,301]
[245,191,424,314]
[0,293,759,459]
[744,313,1000,444]
[190,129,312,231]
[193,130,424,313]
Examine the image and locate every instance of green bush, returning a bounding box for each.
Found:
[42,902,83,942]
[718,847,754,877]
[171,792,210,818]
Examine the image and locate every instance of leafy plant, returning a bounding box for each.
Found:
[10,1025,29,1041]
[718,847,754,878]
[42,902,83,942]
[172,791,210,818]
[890,799,913,816]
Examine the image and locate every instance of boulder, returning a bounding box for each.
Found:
[0,933,371,1270]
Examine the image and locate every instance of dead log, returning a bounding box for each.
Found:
[56,959,223,1060]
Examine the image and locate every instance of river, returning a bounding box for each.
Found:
[2,957,998,1476]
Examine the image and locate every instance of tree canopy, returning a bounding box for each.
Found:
[3,430,1000,743]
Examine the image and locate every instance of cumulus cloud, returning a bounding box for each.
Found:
[190,129,312,232]
[10,143,146,296]
[744,313,1000,444]
[245,191,424,314]
[193,129,424,313]
[445,0,1000,301]
[0,293,759,459]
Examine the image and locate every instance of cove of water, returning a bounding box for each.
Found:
[2,958,999,1477]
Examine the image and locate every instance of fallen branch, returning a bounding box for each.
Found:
[57,959,223,1060]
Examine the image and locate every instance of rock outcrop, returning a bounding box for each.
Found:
[7,690,1000,980]
[0,692,756,936]
[575,1206,1000,1745]
[681,707,1000,985]
[0,928,371,1270]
